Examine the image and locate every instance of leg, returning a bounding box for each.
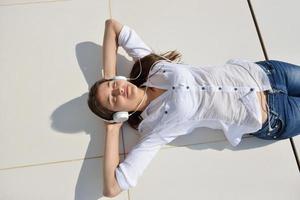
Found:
[268,60,300,97]
[279,95,300,139]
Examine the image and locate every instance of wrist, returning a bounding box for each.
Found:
[106,124,121,132]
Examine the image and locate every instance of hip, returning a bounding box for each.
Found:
[257,90,268,125]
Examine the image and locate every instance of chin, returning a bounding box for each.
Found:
[130,84,137,97]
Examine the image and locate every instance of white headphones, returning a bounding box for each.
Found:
[100,54,177,124]
[102,75,131,123]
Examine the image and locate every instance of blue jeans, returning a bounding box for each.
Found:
[250,60,300,140]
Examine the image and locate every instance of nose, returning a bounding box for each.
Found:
[112,87,125,97]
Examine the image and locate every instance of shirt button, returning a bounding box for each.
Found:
[234,88,238,91]
[250,88,254,91]
[172,86,175,89]
[202,87,205,90]
[218,87,222,90]
[186,86,189,89]
[164,111,168,114]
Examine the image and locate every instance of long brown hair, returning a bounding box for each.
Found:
[87,50,182,130]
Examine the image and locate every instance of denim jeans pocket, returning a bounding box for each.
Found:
[273,115,287,139]
[264,116,284,139]
[251,111,285,140]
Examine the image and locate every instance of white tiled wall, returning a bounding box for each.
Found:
[251,0,300,63]
[130,138,300,200]
[111,0,264,66]
[0,156,128,200]
[0,0,299,199]
[0,0,66,6]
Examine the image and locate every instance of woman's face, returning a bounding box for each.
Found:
[96,79,145,112]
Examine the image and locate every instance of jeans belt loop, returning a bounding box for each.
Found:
[266,61,273,68]
[260,63,271,75]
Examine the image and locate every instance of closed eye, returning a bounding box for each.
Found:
[109,80,117,105]
[112,81,117,102]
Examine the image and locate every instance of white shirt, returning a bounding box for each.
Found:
[115,25,273,191]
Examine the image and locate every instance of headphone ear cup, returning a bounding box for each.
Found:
[113,111,129,123]
[113,76,128,81]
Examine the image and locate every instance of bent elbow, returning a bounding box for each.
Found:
[102,187,110,197]
[105,19,117,27]
[105,19,113,26]
[103,184,122,198]
[103,190,120,198]
[103,189,115,198]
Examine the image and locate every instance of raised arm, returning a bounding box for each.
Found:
[102,122,123,197]
[102,19,123,79]
[103,19,154,80]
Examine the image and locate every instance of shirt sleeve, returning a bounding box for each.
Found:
[115,132,177,191]
[118,25,154,61]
